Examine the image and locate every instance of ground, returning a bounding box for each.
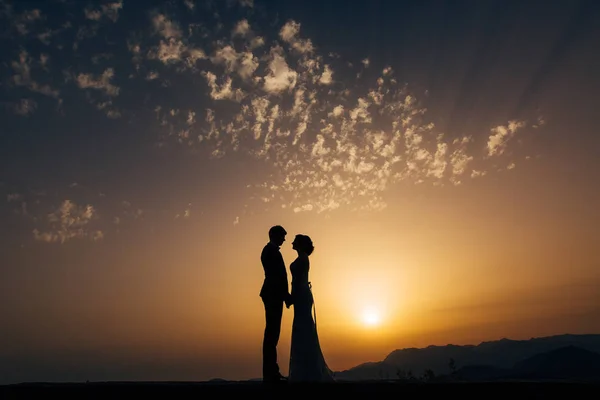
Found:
[1,381,598,398]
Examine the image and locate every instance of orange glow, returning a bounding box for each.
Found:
[4,184,600,383]
[361,308,381,327]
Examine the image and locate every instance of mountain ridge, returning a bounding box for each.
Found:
[333,333,600,381]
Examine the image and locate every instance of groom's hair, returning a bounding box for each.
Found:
[268,225,287,239]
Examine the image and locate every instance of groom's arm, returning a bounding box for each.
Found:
[276,253,292,304]
[271,251,292,304]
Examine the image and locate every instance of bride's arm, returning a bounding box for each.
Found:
[288,263,296,305]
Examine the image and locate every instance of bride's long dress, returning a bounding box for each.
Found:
[288,255,335,382]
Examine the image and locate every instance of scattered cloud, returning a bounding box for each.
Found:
[279,20,313,54]
[487,120,527,157]
[238,0,254,8]
[262,45,298,93]
[84,1,123,23]
[319,64,333,85]
[75,68,120,96]
[33,200,103,243]
[232,19,251,37]
[184,0,195,11]
[10,50,60,98]
[10,7,44,36]
[7,193,22,202]
[152,13,182,39]
[175,203,192,219]
[11,98,38,116]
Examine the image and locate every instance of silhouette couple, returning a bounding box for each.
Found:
[260,225,335,383]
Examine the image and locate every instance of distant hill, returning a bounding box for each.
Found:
[333,334,600,381]
[451,346,600,381]
[510,345,600,380]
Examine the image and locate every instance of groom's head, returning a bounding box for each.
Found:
[268,225,287,247]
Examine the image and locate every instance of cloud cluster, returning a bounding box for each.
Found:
[150,18,542,213]
[0,1,545,242]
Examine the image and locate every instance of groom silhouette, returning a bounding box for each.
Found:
[260,225,292,383]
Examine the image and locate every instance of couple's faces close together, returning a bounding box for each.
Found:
[273,234,292,250]
[273,233,303,253]
[270,226,311,254]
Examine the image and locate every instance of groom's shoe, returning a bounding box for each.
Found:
[275,373,288,382]
[264,373,287,384]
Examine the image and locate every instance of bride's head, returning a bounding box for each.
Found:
[292,234,314,256]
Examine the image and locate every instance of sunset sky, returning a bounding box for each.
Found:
[1,0,599,384]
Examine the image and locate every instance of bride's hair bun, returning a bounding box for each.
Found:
[297,234,314,256]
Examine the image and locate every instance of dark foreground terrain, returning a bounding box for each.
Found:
[1,381,598,399]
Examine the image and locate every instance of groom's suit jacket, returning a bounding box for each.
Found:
[260,242,290,302]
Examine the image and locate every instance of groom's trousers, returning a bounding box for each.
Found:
[262,298,284,379]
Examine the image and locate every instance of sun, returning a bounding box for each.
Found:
[361,309,381,327]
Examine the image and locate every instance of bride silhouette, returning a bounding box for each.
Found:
[288,234,335,382]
